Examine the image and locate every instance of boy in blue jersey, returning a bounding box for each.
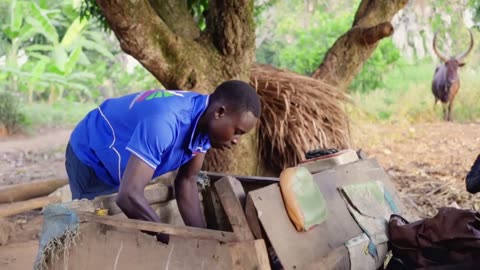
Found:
[65,80,261,241]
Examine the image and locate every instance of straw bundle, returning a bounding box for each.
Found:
[251,64,351,173]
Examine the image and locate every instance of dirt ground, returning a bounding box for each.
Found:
[0,122,479,269]
[352,121,480,217]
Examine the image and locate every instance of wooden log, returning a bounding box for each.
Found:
[0,178,67,203]
[78,212,238,243]
[215,177,254,241]
[0,196,61,217]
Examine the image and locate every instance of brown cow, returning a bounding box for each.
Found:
[432,29,474,121]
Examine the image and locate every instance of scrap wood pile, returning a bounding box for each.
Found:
[32,149,416,270]
[6,148,480,269]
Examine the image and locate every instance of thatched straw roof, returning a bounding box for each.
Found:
[251,64,351,173]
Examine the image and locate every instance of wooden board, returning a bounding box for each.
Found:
[201,184,231,231]
[214,177,253,241]
[46,222,270,270]
[78,212,237,243]
[93,184,172,215]
[250,159,406,269]
[112,199,185,226]
[245,193,264,240]
[201,171,279,194]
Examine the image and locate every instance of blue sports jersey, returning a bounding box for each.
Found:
[69,90,211,187]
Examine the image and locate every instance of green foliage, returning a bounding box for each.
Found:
[350,39,403,92]
[467,0,480,29]
[0,91,25,133]
[0,0,117,102]
[256,3,352,75]
[21,100,96,128]
[188,0,209,30]
[79,0,108,30]
[255,0,402,92]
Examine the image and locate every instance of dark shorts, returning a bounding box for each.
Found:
[65,142,118,200]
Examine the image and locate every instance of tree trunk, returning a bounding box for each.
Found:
[95,0,408,176]
[95,0,260,175]
[312,0,409,88]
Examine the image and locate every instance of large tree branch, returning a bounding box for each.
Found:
[312,0,408,88]
[148,0,200,40]
[205,0,255,58]
[96,0,211,90]
[354,0,409,27]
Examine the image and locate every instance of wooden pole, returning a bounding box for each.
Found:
[214,177,254,241]
[0,196,61,217]
[0,178,67,203]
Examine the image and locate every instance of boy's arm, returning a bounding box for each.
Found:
[116,154,161,223]
[174,153,206,228]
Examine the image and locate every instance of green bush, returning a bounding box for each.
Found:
[0,91,25,133]
[255,0,402,93]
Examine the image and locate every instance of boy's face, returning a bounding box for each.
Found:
[208,107,258,149]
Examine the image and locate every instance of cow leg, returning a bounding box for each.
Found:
[442,103,448,121]
[447,100,454,121]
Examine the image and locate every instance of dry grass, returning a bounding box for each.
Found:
[250,64,351,173]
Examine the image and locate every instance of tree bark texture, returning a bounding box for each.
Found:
[312,0,409,89]
[95,0,408,175]
[96,0,259,175]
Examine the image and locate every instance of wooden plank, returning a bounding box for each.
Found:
[201,171,278,184]
[92,184,172,215]
[215,177,253,241]
[0,178,67,203]
[78,212,238,243]
[200,171,278,195]
[0,196,61,217]
[245,193,263,240]
[228,239,271,270]
[201,184,231,231]
[250,159,406,269]
[45,222,270,270]
[113,199,185,226]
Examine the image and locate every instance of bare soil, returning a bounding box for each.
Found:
[353,121,480,217]
[1,122,479,269]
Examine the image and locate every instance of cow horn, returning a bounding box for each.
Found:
[456,29,474,63]
[433,32,449,63]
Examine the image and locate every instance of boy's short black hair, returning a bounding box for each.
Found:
[210,80,261,118]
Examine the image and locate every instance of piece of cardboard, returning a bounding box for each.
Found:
[250,159,406,269]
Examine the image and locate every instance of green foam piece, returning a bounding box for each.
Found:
[292,167,328,230]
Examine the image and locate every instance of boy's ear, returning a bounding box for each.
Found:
[215,106,226,119]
